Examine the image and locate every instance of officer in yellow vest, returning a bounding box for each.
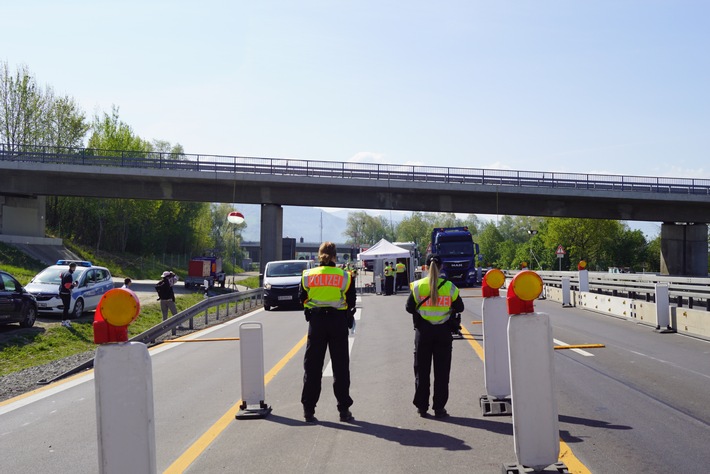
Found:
[299,241,356,423]
[405,254,464,418]
[395,260,407,293]
[384,261,395,295]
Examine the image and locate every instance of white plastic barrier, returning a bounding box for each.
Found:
[579,269,589,292]
[95,342,156,474]
[561,277,571,307]
[482,296,510,398]
[508,312,559,470]
[236,322,271,419]
[655,283,670,330]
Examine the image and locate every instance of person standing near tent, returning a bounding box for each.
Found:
[300,241,357,423]
[405,254,464,418]
[384,261,395,295]
[395,260,407,293]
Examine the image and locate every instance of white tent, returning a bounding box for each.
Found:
[357,239,414,294]
[357,238,410,261]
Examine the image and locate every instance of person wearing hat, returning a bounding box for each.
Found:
[156,271,178,321]
[405,254,464,418]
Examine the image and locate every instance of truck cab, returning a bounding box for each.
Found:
[430,227,480,287]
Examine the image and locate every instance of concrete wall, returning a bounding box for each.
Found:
[542,284,710,341]
[660,222,709,277]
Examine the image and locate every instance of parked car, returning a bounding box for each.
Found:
[25,260,114,318]
[263,259,314,311]
[0,270,38,328]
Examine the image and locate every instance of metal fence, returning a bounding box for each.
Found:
[3,143,710,195]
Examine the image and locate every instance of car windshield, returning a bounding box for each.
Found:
[32,267,87,284]
[266,262,309,277]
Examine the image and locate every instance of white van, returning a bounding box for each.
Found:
[263,259,314,311]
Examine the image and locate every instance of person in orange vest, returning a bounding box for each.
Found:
[299,241,357,423]
[405,254,464,418]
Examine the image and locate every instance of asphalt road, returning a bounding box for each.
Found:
[1,288,709,473]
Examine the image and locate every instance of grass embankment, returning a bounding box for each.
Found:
[0,242,261,377]
[0,293,205,377]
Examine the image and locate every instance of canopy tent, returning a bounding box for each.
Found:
[357,238,410,261]
[357,239,414,294]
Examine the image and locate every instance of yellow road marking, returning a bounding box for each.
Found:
[163,333,308,473]
[459,324,591,474]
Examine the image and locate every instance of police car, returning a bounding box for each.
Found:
[25,260,114,318]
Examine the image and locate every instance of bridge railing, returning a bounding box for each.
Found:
[2,143,710,195]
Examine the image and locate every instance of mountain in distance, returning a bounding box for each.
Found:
[238,204,349,243]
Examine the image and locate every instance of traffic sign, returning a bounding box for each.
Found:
[556,245,565,256]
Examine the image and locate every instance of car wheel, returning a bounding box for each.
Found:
[73,298,85,318]
[264,304,271,311]
[184,282,190,289]
[20,305,37,328]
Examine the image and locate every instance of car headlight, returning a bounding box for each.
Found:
[264,283,271,290]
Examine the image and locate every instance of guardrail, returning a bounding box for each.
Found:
[37,288,263,385]
[132,288,263,344]
[532,271,710,310]
[3,143,710,195]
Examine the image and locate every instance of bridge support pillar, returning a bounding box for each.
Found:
[260,204,283,276]
[660,223,708,276]
[0,194,47,239]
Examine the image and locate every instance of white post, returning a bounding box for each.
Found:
[508,313,559,470]
[95,342,156,474]
[482,296,510,398]
[561,277,571,307]
[579,269,589,292]
[236,322,271,418]
[655,283,670,330]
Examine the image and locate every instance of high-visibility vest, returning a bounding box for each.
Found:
[396,262,405,273]
[302,265,351,310]
[384,266,393,277]
[410,278,459,324]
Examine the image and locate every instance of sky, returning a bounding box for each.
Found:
[3,1,708,237]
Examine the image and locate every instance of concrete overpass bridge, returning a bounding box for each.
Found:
[1,144,709,275]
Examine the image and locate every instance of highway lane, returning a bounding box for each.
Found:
[2,289,709,473]
[536,299,710,473]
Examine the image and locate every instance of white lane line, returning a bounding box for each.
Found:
[554,338,595,357]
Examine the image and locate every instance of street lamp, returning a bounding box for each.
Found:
[227,211,245,290]
[527,229,541,270]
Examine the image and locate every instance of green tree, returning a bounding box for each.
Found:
[0,62,88,150]
[344,211,392,246]
[395,212,436,257]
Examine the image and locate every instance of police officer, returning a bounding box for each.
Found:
[300,241,356,423]
[395,260,407,293]
[384,261,395,295]
[59,262,78,328]
[405,254,464,418]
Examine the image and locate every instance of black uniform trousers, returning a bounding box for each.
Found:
[413,321,453,412]
[301,310,353,414]
[385,275,394,295]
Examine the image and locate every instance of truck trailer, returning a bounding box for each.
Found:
[184,256,226,289]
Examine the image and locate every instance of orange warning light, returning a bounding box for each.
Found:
[93,288,141,344]
[507,271,543,315]
[482,268,506,297]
